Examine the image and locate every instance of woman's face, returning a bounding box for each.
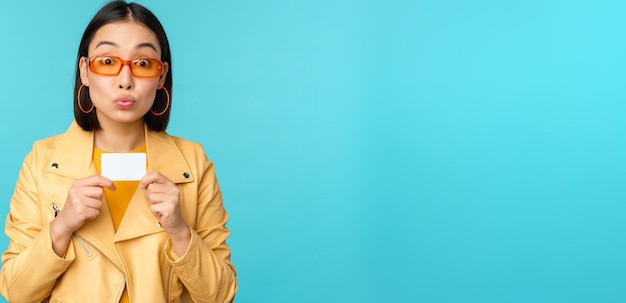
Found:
[79,21,169,128]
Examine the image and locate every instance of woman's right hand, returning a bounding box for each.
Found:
[49,175,115,257]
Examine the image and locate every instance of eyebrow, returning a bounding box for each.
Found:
[95,40,158,52]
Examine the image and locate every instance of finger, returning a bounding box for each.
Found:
[65,198,101,220]
[66,187,104,204]
[150,201,176,215]
[76,175,116,190]
[145,192,176,205]
[138,172,172,189]
[81,197,103,210]
[144,183,174,194]
[81,186,105,200]
[149,203,162,216]
[138,172,160,189]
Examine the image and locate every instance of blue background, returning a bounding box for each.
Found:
[1,0,626,302]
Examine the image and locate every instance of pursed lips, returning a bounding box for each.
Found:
[115,95,135,109]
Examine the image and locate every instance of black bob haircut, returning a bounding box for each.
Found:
[73,1,172,132]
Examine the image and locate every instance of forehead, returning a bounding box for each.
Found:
[89,21,161,56]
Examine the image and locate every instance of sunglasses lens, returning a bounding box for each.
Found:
[89,56,162,78]
[131,58,162,77]
[91,56,121,75]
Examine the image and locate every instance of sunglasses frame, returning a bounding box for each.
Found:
[86,56,163,78]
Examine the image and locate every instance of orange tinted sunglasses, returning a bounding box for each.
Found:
[87,56,163,78]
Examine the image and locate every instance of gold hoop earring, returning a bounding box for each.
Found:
[77,85,94,114]
[151,86,170,116]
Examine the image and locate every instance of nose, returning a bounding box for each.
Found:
[117,64,134,90]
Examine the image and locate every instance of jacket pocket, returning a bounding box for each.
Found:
[49,197,62,221]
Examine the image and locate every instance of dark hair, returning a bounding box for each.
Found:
[74,1,172,132]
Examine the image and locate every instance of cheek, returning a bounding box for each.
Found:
[143,92,158,109]
[138,82,160,101]
[86,78,111,104]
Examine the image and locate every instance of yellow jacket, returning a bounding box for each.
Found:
[0,122,237,302]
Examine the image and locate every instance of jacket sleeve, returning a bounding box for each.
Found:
[0,147,75,302]
[163,144,237,303]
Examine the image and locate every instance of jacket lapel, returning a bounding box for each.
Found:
[114,125,194,242]
[45,122,94,180]
[45,122,121,268]
[114,189,162,242]
[144,128,195,184]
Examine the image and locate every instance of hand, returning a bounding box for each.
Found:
[49,175,114,257]
[138,172,187,235]
[56,175,115,234]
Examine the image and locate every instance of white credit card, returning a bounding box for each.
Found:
[101,153,146,181]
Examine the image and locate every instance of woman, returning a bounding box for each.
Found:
[0,1,237,302]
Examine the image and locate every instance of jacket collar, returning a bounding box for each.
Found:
[46,121,194,184]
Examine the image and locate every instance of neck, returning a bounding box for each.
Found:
[94,120,146,152]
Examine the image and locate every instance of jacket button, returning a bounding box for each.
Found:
[183,172,190,178]
[51,163,59,169]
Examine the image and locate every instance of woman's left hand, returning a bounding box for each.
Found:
[139,172,188,235]
[139,172,191,257]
